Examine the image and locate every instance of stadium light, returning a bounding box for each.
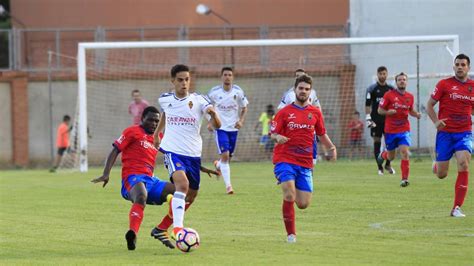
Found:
[0,4,26,28]
[195,3,234,66]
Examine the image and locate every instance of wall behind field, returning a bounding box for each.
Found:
[350,0,474,146]
[11,0,349,28]
[0,83,12,165]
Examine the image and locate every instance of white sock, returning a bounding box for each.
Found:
[172,191,186,228]
[216,159,221,169]
[220,162,231,187]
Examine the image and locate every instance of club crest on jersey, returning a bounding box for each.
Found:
[469,86,472,92]
[188,101,193,109]
[308,113,313,120]
[233,95,237,100]
[176,162,182,167]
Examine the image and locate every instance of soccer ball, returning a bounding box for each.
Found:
[175,228,200,252]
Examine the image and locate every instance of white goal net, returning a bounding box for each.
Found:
[70,36,459,172]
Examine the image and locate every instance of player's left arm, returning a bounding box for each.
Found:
[206,106,221,129]
[235,92,249,129]
[318,134,337,161]
[409,108,421,119]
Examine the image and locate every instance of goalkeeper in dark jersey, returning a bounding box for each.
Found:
[365,66,395,175]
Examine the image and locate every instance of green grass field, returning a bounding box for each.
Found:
[1,160,473,265]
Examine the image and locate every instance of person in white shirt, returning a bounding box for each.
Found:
[154,64,221,239]
[207,67,249,194]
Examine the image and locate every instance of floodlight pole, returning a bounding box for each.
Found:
[196,4,234,66]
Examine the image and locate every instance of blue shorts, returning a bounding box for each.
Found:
[162,150,201,190]
[436,131,472,161]
[274,162,313,192]
[385,132,411,151]
[121,174,168,205]
[215,129,238,155]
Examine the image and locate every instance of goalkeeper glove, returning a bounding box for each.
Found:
[366,114,376,128]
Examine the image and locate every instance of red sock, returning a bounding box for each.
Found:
[129,203,145,233]
[158,202,192,230]
[454,171,469,208]
[381,151,388,160]
[401,159,409,180]
[282,200,295,236]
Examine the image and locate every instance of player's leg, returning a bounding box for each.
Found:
[433,131,454,179]
[451,132,472,217]
[149,180,176,249]
[50,147,66,172]
[371,128,384,175]
[275,163,297,242]
[294,166,313,209]
[281,181,297,243]
[215,130,234,193]
[399,145,410,187]
[378,133,396,167]
[125,181,147,250]
[163,152,189,235]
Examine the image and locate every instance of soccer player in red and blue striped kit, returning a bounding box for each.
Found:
[427,53,473,218]
[271,74,337,243]
[377,72,421,187]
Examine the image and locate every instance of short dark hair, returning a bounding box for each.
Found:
[377,66,387,73]
[171,64,190,78]
[63,115,71,122]
[141,106,160,120]
[221,67,233,75]
[455,53,470,66]
[294,74,313,89]
[295,68,305,73]
[131,89,140,96]
[395,72,407,82]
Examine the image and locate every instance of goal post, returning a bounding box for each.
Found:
[77,35,459,172]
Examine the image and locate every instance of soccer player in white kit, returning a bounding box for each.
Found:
[154,64,221,238]
[208,67,249,194]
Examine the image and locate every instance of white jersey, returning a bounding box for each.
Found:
[158,92,211,157]
[208,84,249,132]
[277,87,320,110]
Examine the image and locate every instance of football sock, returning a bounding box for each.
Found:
[374,141,382,167]
[158,202,192,230]
[401,159,409,180]
[454,171,468,208]
[172,191,186,229]
[216,160,221,169]
[157,215,173,230]
[220,162,231,188]
[282,200,296,236]
[129,203,145,233]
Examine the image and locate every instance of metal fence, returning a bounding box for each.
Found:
[0,25,347,72]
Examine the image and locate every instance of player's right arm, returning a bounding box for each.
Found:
[91,146,120,187]
[270,109,289,144]
[426,82,447,130]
